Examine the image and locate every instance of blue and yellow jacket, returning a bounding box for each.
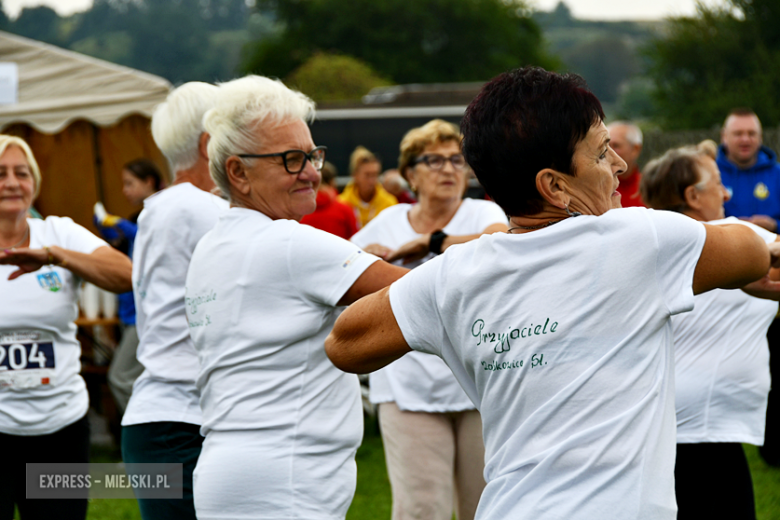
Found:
[718,144,780,221]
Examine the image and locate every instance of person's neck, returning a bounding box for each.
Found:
[358,185,376,203]
[0,212,29,247]
[409,195,462,233]
[681,209,706,222]
[172,159,214,193]
[507,204,570,234]
[728,153,758,169]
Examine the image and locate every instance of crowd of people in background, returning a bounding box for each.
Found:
[2,66,780,520]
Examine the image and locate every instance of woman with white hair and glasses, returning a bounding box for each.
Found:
[184,75,407,520]
[351,119,507,520]
[0,135,132,520]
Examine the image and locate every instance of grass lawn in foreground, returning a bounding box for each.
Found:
[16,426,780,519]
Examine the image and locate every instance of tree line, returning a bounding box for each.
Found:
[0,0,775,129]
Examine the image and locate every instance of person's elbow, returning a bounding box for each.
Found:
[325,326,357,373]
[736,227,771,286]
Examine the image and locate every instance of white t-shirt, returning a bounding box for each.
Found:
[122,183,228,427]
[388,207,706,520]
[674,217,778,445]
[186,208,379,519]
[0,217,107,435]
[351,199,507,412]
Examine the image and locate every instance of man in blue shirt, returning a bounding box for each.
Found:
[717,108,780,232]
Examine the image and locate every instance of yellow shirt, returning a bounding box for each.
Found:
[338,183,398,228]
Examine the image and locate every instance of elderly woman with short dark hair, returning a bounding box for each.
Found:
[642,145,780,520]
[325,67,778,520]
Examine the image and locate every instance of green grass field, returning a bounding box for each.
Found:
[16,422,780,519]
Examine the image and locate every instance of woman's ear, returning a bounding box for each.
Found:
[404,166,417,192]
[684,184,700,210]
[536,168,569,209]
[198,132,210,160]
[226,157,251,196]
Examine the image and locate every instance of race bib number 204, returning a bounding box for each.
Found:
[0,331,56,389]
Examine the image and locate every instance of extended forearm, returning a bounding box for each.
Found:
[47,245,132,293]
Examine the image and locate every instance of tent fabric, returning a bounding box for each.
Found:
[0,31,172,134]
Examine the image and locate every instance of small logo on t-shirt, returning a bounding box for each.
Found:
[342,250,363,269]
[754,182,770,200]
[37,272,63,292]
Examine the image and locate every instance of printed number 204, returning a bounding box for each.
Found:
[0,343,55,371]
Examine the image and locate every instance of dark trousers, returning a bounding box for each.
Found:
[0,414,90,520]
[675,442,756,520]
[761,317,780,465]
[122,422,203,520]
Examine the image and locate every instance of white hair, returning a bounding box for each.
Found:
[607,121,643,146]
[204,75,316,201]
[151,82,220,179]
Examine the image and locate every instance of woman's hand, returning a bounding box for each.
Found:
[0,247,50,280]
[362,243,393,260]
[0,245,132,292]
[768,240,780,268]
[742,274,780,301]
[385,234,432,264]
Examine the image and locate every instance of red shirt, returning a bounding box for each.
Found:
[300,188,359,239]
[617,167,645,208]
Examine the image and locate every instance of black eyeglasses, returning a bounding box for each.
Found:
[411,153,467,171]
[237,145,327,174]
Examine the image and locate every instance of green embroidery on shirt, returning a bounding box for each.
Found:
[471,318,558,353]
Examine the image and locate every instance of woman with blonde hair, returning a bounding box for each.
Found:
[339,145,397,227]
[350,119,508,520]
[0,135,132,519]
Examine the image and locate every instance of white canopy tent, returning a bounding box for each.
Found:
[0,30,171,133]
[0,31,172,229]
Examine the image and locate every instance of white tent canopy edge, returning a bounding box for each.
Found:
[0,30,172,134]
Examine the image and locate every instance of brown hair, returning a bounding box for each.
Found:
[641,146,710,212]
[320,161,337,185]
[398,119,462,180]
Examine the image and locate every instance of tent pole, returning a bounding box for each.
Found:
[91,123,105,202]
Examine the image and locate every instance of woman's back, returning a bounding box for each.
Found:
[388,207,706,520]
[673,217,778,445]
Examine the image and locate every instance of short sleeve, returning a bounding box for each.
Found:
[288,223,379,306]
[648,210,707,315]
[350,206,400,248]
[388,256,448,357]
[50,217,108,254]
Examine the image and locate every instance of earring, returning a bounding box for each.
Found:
[565,204,582,218]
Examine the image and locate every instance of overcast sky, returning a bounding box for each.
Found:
[4,0,727,20]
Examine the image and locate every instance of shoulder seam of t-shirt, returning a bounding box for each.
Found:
[286,222,307,304]
[392,254,447,355]
[646,211,675,317]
